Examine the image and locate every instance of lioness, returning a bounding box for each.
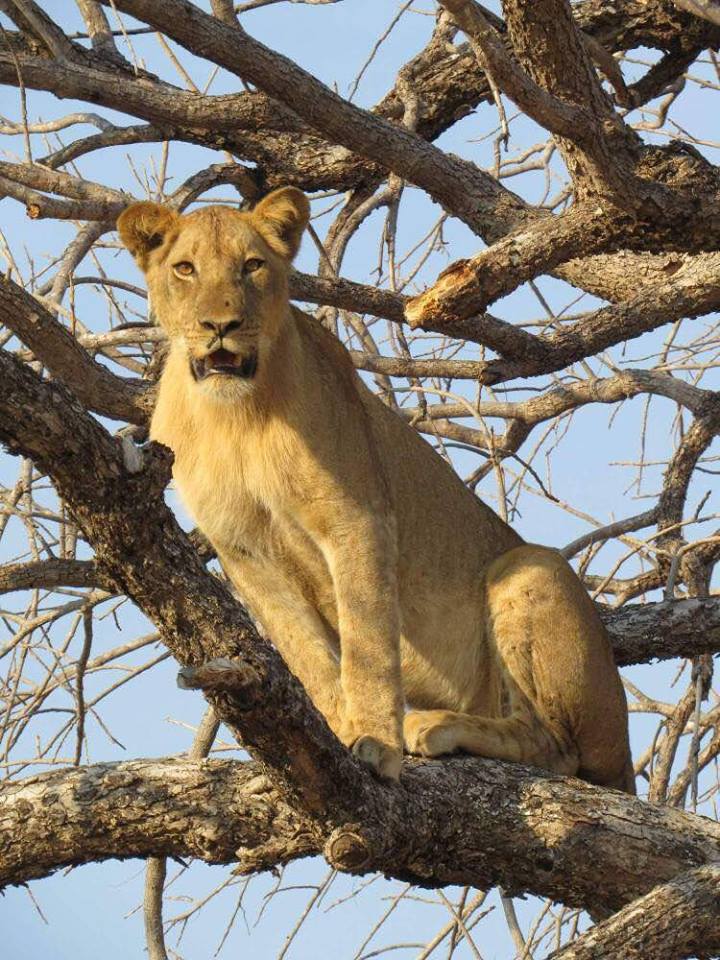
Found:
[118,188,634,790]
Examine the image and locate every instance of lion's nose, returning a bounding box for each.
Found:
[200,319,243,337]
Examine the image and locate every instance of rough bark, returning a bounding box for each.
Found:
[0,758,317,888]
[3,753,720,922]
[547,865,720,959]
[439,0,639,203]
[604,597,720,666]
[0,277,153,424]
[0,1,715,311]
[0,558,106,594]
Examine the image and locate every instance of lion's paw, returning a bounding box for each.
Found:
[352,735,402,781]
[403,711,458,757]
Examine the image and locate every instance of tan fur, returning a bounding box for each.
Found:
[118,189,634,789]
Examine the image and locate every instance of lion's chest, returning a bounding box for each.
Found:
[152,392,335,617]
[167,415,312,563]
[170,433,268,553]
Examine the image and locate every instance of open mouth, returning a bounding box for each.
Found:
[190,348,258,381]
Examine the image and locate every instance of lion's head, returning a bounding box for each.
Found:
[118,187,310,399]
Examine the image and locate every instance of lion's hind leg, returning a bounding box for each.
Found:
[406,545,634,793]
[403,704,578,775]
[482,544,634,792]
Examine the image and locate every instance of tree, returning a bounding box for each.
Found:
[1,1,720,957]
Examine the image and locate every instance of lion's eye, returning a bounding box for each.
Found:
[173,261,194,277]
[243,258,265,275]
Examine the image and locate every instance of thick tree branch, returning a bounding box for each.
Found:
[0,158,127,209]
[672,0,720,26]
[0,757,317,888]
[98,1,718,265]
[499,0,642,202]
[405,204,626,333]
[3,2,711,206]
[0,3,718,946]
[3,278,720,917]
[0,35,714,307]
[476,252,720,385]
[547,865,720,959]
[278,755,720,916]
[3,753,720,921]
[75,0,120,58]
[0,0,78,63]
[603,597,720,666]
[437,0,590,142]
[0,278,153,424]
[0,175,119,221]
[98,0,522,240]
[404,370,709,427]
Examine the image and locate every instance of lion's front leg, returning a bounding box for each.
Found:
[321,512,404,781]
[219,552,347,739]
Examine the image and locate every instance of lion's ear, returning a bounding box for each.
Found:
[250,187,310,261]
[117,202,179,268]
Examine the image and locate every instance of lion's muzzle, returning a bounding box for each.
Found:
[190,347,258,381]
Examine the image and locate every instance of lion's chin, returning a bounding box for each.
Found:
[198,372,257,403]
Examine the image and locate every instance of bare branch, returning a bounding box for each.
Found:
[0,4,719,948]
[603,597,720,666]
[438,0,593,142]
[547,865,720,959]
[95,0,534,237]
[0,558,106,594]
[405,204,624,334]
[672,0,720,26]
[0,277,153,424]
[75,0,120,57]
[0,757,317,888]
[500,0,640,200]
